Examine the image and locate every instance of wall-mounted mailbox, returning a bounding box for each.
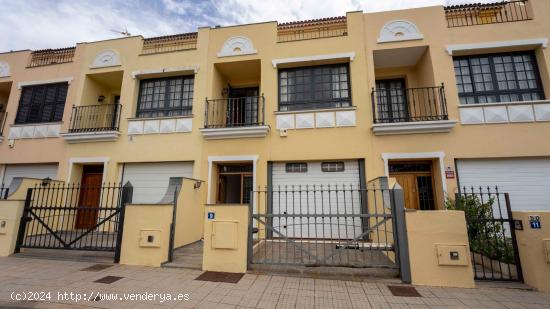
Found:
[212,221,238,249]
[139,230,161,248]
[0,219,7,234]
[544,239,550,263]
[436,244,469,266]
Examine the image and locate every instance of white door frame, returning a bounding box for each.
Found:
[67,157,110,184]
[207,155,259,204]
[381,152,447,193]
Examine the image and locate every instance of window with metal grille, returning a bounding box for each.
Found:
[137,76,194,118]
[321,162,345,172]
[285,163,308,173]
[453,51,544,104]
[279,64,351,111]
[15,83,68,124]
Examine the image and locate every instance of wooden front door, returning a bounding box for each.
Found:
[389,161,436,210]
[75,170,103,229]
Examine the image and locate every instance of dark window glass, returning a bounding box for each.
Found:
[285,163,308,173]
[453,51,544,104]
[137,76,194,118]
[15,83,68,124]
[388,163,431,173]
[279,64,351,111]
[321,162,345,172]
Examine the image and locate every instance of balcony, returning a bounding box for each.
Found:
[444,0,532,28]
[141,32,198,55]
[200,95,269,139]
[0,111,6,142]
[27,47,75,68]
[60,104,121,143]
[371,85,456,135]
[277,16,347,43]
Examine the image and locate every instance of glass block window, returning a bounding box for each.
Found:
[15,83,68,124]
[285,163,308,173]
[279,64,351,111]
[453,51,544,104]
[137,76,194,118]
[321,162,345,172]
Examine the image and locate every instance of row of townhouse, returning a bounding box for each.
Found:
[0,0,549,216]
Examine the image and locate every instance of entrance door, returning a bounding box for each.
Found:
[75,166,103,229]
[389,161,435,210]
[217,164,253,204]
[227,87,259,127]
[375,79,409,123]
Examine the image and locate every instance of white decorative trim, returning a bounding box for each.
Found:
[446,38,548,55]
[217,36,257,57]
[377,20,423,43]
[0,61,10,77]
[372,120,457,135]
[90,49,121,68]
[18,77,73,89]
[60,131,120,143]
[8,123,61,139]
[200,125,269,140]
[128,117,192,135]
[207,155,259,204]
[276,109,356,130]
[381,152,447,193]
[131,65,199,79]
[272,52,355,68]
[67,157,110,184]
[458,100,550,124]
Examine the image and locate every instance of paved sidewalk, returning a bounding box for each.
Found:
[0,256,549,309]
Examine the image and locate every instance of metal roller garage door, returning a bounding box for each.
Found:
[457,158,550,211]
[271,160,362,239]
[122,162,193,204]
[2,164,59,187]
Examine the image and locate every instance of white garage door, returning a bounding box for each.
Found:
[2,164,59,187]
[457,158,550,211]
[272,160,362,239]
[122,162,193,204]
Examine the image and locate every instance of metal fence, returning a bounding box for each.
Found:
[142,32,198,55]
[371,84,448,124]
[28,47,75,67]
[455,186,523,281]
[68,104,122,133]
[249,184,403,269]
[277,17,348,42]
[0,111,6,137]
[444,0,531,28]
[205,96,265,128]
[15,183,133,261]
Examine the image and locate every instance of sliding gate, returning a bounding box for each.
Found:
[248,184,409,275]
[15,183,133,262]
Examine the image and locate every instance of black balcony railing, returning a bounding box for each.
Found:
[444,0,531,28]
[0,111,6,136]
[204,96,265,129]
[28,47,76,67]
[371,84,448,124]
[69,104,122,133]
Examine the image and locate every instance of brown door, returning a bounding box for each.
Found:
[75,172,103,229]
[393,174,419,210]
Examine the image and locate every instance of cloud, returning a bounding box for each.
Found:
[0,0,500,52]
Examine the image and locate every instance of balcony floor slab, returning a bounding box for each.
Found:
[200,125,270,140]
[372,120,457,135]
[60,130,120,143]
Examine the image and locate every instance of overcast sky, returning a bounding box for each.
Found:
[0,0,499,52]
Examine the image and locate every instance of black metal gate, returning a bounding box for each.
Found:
[456,186,523,282]
[15,183,133,262]
[248,184,409,274]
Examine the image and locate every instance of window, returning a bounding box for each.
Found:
[454,51,544,104]
[137,76,194,118]
[15,83,68,124]
[321,162,345,172]
[279,64,351,111]
[285,163,307,173]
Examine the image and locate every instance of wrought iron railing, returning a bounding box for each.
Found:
[0,111,7,136]
[0,185,8,200]
[371,84,448,124]
[142,32,198,55]
[68,104,122,133]
[277,16,348,42]
[444,0,531,28]
[204,95,265,128]
[28,47,75,67]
